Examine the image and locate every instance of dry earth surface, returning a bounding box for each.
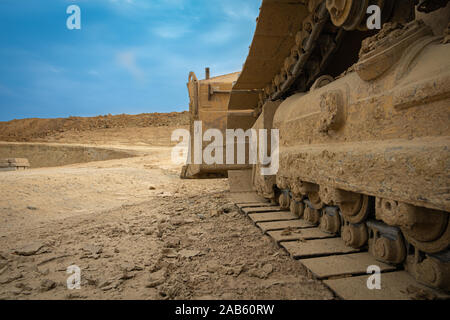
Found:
[0,113,334,300]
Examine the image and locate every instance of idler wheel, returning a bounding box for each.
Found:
[326,0,368,30]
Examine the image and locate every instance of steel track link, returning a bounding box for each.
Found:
[234,201,450,300]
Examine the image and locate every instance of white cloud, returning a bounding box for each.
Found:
[49,66,64,73]
[116,51,145,81]
[199,23,235,45]
[88,70,100,76]
[221,3,257,21]
[152,24,191,39]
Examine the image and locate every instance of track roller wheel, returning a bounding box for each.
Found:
[290,200,305,218]
[320,206,341,234]
[406,248,450,291]
[367,220,406,264]
[304,200,321,225]
[278,191,291,210]
[341,220,368,248]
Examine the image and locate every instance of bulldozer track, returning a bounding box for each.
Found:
[186,0,450,299]
[235,199,450,300]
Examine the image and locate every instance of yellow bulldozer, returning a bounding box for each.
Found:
[183,0,450,294]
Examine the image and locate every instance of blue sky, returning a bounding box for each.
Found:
[0,0,259,121]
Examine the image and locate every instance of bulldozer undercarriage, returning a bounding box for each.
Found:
[234,197,450,299]
[222,0,450,298]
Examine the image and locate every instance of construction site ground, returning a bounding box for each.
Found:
[0,114,333,300]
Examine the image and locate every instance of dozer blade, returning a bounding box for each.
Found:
[181,69,241,179]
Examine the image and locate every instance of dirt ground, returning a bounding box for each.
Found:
[0,116,334,300]
[0,112,189,143]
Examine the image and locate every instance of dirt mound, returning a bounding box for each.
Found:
[0,112,189,142]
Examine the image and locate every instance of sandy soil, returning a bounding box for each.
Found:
[0,122,334,300]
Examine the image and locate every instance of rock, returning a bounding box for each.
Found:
[15,282,32,292]
[179,249,200,258]
[264,279,285,288]
[36,267,50,276]
[99,280,122,291]
[121,263,143,272]
[164,237,181,248]
[210,210,220,217]
[206,261,221,273]
[224,268,234,276]
[84,277,98,286]
[219,204,235,214]
[82,244,103,255]
[262,263,273,275]
[248,263,273,279]
[66,292,87,299]
[171,218,185,226]
[0,273,23,285]
[99,280,113,289]
[119,271,135,280]
[0,265,8,275]
[197,214,205,220]
[232,265,245,277]
[0,252,8,261]
[40,279,56,292]
[146,269,166,288]
[14,242,45,256]
[11,288,23,296]
[101,283,117,291]
[161,248,178,258]
[149,186,156,190]
[144,229,154,236]
[27,206,38,211]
